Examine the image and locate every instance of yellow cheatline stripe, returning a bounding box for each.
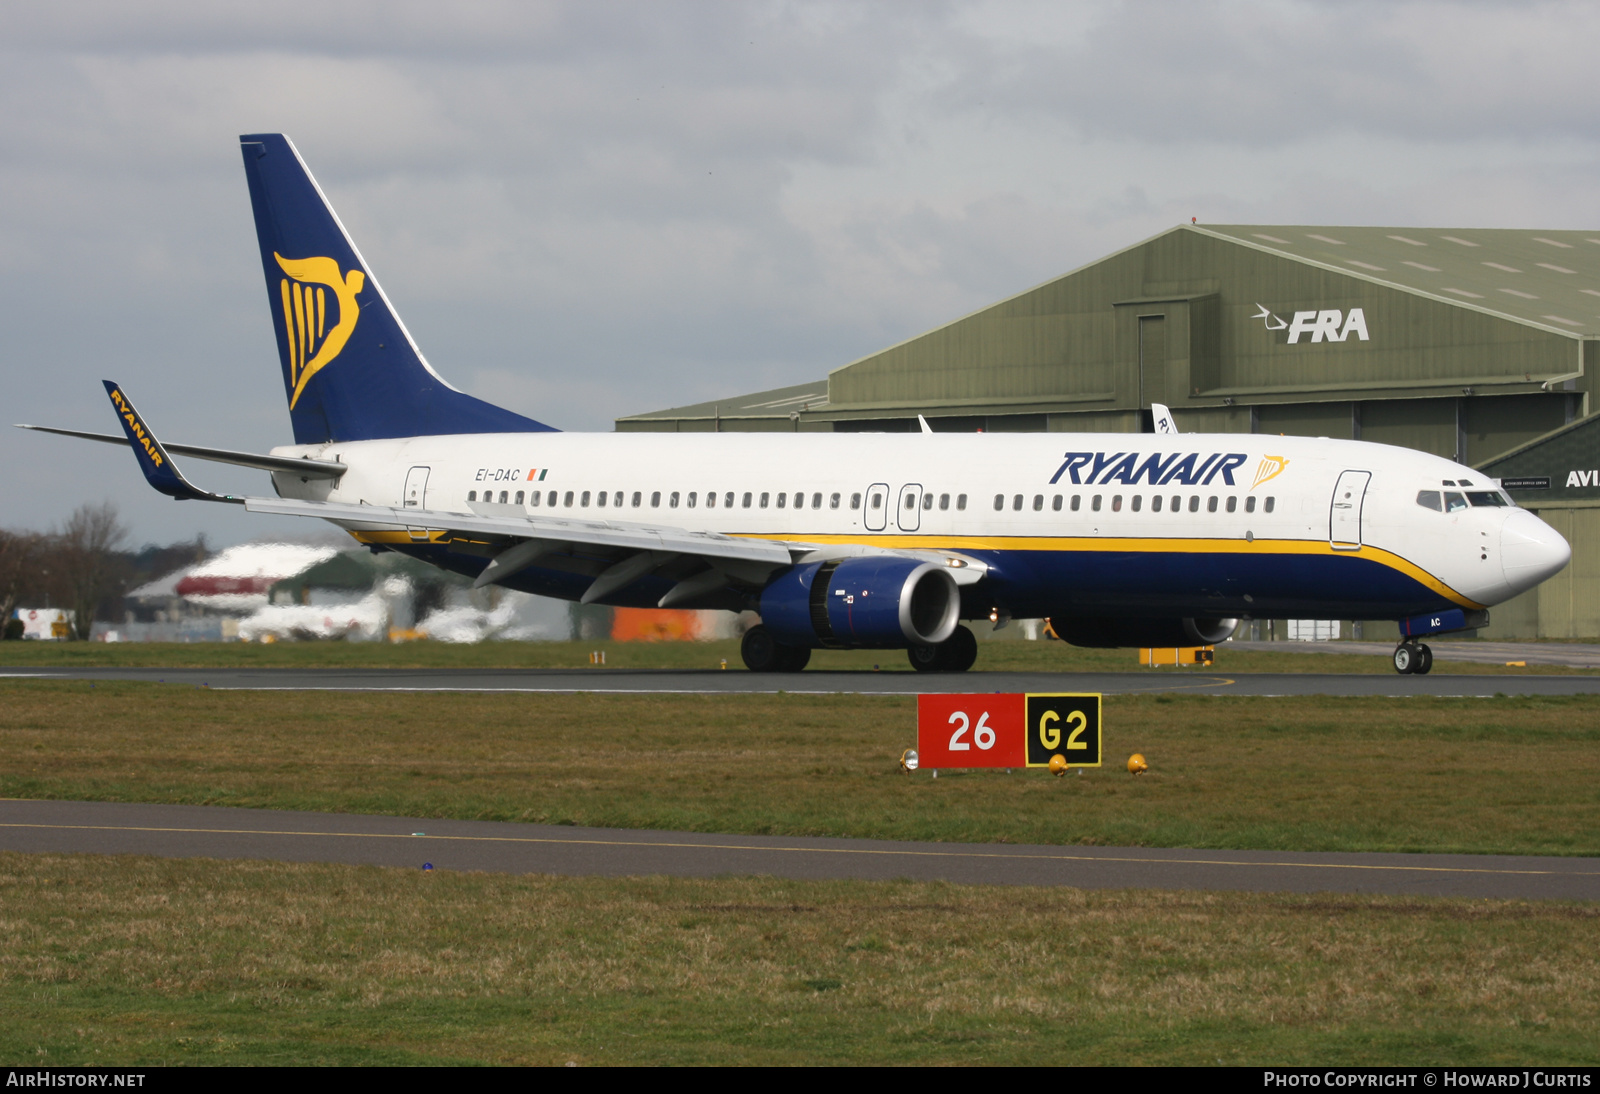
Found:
[743,533,1484,610]
[0,820,1592,878]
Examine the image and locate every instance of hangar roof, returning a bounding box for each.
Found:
[619,379,828,426]
[1198,225,1600,335]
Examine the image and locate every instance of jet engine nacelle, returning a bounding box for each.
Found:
[760,557,961,649]
[1052,615,1240,649]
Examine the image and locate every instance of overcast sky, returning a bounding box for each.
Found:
[4,0,1599,547]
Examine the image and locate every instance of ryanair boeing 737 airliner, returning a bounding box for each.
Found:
[20,134,1574,674]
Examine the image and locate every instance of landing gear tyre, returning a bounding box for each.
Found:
[907,624,978,673]
[740,625,809,672]
[1393,642,1418,674]
[1414,643,1433,675]
[944,625,978,672]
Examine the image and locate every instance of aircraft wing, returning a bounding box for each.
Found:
[245,496,802,565]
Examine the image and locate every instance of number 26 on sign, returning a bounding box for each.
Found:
[915,693,1101,771]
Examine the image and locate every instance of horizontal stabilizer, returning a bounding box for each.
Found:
[16,424,346,478]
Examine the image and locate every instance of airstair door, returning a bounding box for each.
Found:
[403,465,431,541]
[1329,470,1371,550]
[863,482,889,532]
[897,483,923,532]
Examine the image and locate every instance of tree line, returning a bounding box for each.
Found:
[0,503,208,639]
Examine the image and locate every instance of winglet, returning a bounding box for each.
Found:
[1151,403,1179,435]
[102,381,242,503]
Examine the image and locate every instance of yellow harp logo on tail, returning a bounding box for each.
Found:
[275,253,365,409]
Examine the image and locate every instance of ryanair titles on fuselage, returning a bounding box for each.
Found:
[1050,451,1251,487]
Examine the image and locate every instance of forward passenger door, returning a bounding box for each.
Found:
[1329,470,1371,550]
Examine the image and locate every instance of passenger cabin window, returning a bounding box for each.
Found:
[1032,495,1043,511]
[776,493,786,508]
[650,491,661,507]
[1091,495,1102,512]
[1071,495,1081,511]
[1051,495,1062,512]
[794,493,804,509]
[564,491,575,507]
[850,492,861,509]
[743,492,753,508]
[939,493,949,511]
[579,491,590,506]
[956,494,967,510]
[595,491,605,507]
[670,491,680,508]
[921,493,932,510]
[1151,495,1162,512]
[813,492,824,509]
[1111,495,1122,512]
[831,493,841,509]
[761,492,771,509]
[725,492,734,508]
[1264,497,1276,513]
[613,491,623,507]
[706,492,715,508]
[530,491,540,507]
[1207,496,1218,513]
[1131,495,1142,512]
[1170,495,1181,512]
[1012,494,1023,511]
[1226,496,1237,513]
[515,491,524,504]
[993,494,1004,511]
[631,491,641,507]
[467,491,477,502]
[1188,496,1199,512]
[687,492,697,508]
[1417,490,1443,511]
[1245,496,1256,513]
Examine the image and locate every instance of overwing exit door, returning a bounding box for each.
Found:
[1329,470,1371,550]
[897,483,923,532]
[863,483,889,531]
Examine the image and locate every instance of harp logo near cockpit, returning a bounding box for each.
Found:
[275,252,365,409]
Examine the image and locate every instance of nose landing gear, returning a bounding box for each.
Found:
[1393,641,1433,675]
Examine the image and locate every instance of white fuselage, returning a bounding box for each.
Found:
[269,430,1571,621]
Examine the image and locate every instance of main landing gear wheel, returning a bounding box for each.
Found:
[740,624,810,672]
[1393,642,1433,675]
[907,624,979,673]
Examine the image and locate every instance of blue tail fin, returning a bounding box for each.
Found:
[239,134,557,444]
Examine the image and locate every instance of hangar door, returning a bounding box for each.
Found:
[1329,470,1371,550]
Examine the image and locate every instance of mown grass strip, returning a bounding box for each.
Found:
[3,683,1597,855]
[1,852,1595,1066]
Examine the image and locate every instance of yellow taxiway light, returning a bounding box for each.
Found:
[1127,753,1149,775]
[1048,754,1068,777]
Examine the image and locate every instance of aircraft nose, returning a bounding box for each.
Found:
[1500,509,1571,593]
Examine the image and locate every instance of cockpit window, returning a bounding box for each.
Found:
[1444,492,1468,513]
[1466,491,1507,507]
[1416,490,1443,512]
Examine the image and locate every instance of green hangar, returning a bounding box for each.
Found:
[619,224,1600,639]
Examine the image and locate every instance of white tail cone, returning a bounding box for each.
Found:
[1501,509,1571,595]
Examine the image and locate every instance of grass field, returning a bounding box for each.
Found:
[4,682,1598,855]
[0,636,1593,674]
[2,853,1596,1066]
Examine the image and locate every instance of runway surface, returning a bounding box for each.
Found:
[5,664,1600,696]
[2,799,1594,899]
